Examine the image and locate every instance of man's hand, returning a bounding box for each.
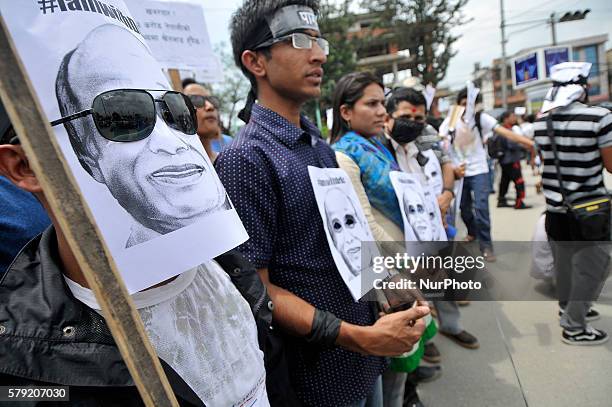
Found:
[454,163,466,179]
[337,305,430,357]
[437,190,453,219]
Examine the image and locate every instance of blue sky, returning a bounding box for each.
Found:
[188,0,612,90]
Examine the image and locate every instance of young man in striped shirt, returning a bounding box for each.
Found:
[533,62,612,346]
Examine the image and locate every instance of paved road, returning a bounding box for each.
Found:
[419,165,612,407]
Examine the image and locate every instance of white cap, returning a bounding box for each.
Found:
[550,62,591,84]
[541,62,592,113]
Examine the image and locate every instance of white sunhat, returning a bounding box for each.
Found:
[541,62,592,113]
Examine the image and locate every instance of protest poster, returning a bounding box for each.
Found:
[0,0,248,293]
[308,166,383,300]
[390,171,448,247]
[125,0,223,82]
[422,149,443,195]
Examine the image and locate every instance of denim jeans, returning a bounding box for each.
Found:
[344,375,383,407]
[487,158,496,192]
[434,300,463,335]
[382,370,406,407]
[460,172,492,250]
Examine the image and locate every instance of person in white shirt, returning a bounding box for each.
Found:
[439,89,534,261]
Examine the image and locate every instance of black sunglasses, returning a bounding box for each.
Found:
[188,95,220,110]
[51,89,197,142]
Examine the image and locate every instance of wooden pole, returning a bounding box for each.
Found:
[169,69,183,91]
[0,16,178,407]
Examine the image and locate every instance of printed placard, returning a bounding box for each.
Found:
[0,0,248,293]
[390,171,448,249]
[422,149,443,195]
[124,0,223,82]
[308,166,382,300]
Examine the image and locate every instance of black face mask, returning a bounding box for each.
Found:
[390,118,425,144]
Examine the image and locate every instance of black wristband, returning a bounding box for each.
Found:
[443,187,455,198]
[304,309,342,348]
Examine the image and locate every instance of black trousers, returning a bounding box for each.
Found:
[498,161,525,207]
[545,212,611,329]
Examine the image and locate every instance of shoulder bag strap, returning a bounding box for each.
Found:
[546,112,571,207]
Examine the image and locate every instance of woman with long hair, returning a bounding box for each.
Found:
[331,72,437,407]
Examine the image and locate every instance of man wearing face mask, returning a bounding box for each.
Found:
[381,87,480,355]
[381,87,459,225]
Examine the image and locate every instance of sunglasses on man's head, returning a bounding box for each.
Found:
[51,89,197,142]
[255,32,330,56]
[188,95,220,110]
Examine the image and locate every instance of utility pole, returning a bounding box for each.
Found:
[499,0,508,108]
[549,13,557,45]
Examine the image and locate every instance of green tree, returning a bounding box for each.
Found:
[303,0,364,132]
[211,42,250,135]
[365,0,470,86]
[318,0,360,109]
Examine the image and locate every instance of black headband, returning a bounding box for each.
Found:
[552,75,588,87]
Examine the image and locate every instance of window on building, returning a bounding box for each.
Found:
[573,45,601,96]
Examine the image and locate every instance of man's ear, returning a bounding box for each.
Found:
[241,50,267,80]
[0,145,42,193]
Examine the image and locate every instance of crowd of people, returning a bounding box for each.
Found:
[1,0,611,406]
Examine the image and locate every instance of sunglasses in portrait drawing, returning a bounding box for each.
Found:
[324,188,369,279]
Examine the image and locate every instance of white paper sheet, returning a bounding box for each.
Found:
[0,0,248,293]
[390,171,448,250]
[422,149,443,195]
[308,166,381,301]
[423,84,436,112]
[124,0,223,82]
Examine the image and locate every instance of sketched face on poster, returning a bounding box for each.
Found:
[0,1,249,293]
[309,166,381,300]
[54,24,230,248]
[324,187,368,279]
[402,181,433,242]
[423,188,443,241]
[390,171,447,245]
[422,149,443,195]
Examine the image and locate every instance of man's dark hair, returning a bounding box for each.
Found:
[330,71,383,143]
[230,0,320,90]
[0,98,15,144]
[499,110,514,123]
[456,87,482,105]
[456,88,468,104]
[385,87,427,115]
[524,113,535,123]
[181,77,197,89]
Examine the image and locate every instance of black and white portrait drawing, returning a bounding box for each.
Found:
[422,188,444,241]
[324,188,368,278]
[1,2,249,292]
[54,24,229,248]
[402,179,433,242]
[391,172,448,244]
[309,167,380,300]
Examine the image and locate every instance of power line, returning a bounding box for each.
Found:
[505,0,558,22]
[507,22,547,37]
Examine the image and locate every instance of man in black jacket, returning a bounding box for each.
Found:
[0,103,279,405]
